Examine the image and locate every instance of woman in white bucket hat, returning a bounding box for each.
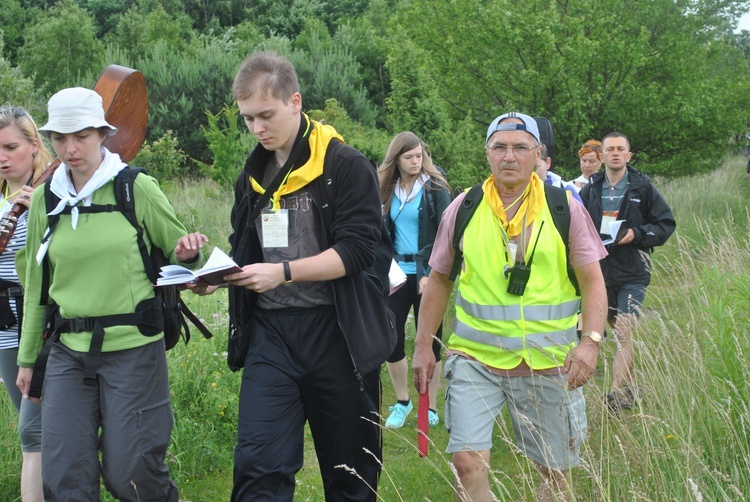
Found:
[16,87,208,501]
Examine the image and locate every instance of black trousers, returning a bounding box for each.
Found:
[387,274,443,363]
[231,307,382,502]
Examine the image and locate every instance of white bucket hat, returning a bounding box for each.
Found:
[39,87,117,137]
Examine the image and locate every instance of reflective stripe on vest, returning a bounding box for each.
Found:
[449,195,579,370]
[456,290,579,322]
[453,318,578,351]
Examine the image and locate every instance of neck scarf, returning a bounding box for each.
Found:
[482,172,544,238]
[36,148,127,264]
[395,173,428,206]
[249,114,343,209]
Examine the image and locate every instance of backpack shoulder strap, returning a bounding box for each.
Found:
[448,184,483,281]
[543,184,580,296]
[113,167,155,282]
[425,180,437,222]
[40,179,63,306]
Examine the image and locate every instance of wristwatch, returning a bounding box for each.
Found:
[581,331,603,347]
[282,260,293,285]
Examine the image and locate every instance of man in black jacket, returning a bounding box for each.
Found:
[190,51,393,501]
[579,132,675,411]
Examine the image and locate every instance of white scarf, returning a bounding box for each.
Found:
[36,148,128,264]
[395,173,428,211]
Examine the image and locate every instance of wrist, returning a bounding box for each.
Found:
[580,330,603,347]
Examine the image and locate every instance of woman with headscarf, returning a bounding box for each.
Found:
[15,88,208,501]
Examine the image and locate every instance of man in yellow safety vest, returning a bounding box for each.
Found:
[412,112,608,501]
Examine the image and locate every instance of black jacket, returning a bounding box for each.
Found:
[228,118,395,376]
[386,175,452,282]
[579,165,676,286]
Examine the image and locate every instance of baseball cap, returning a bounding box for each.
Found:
[39,87,117,137]
[486,112,540,144]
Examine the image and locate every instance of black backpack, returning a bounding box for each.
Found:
[29,167,212,398]
[448,183,580,295]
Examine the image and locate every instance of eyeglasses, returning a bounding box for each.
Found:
[487,144,539,157]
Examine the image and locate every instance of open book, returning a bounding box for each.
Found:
[602,220,627,246]
[156,247,242,286]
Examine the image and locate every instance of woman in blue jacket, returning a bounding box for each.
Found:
[378,132,451,429]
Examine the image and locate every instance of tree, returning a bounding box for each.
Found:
[0,38,47,119]
[109,4,195,62]
[0,0,38,65]
[333,3,393,123]
[391,0,750,179]
[17,0,105,95]
[79,0,138,37]
[136,34,242,169]
[308,98,391,166]
[292,26,379,126]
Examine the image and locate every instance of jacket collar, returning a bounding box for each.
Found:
[242,115,310,180]
[591,164,647,188]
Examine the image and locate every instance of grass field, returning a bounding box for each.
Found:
[1,156,749,500]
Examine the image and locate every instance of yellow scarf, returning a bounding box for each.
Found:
[482,172,544,238]
[250,114,343,209]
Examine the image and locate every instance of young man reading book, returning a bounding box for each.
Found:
[187,51,393,501]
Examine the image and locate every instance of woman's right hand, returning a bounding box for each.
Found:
[16,367,40,404]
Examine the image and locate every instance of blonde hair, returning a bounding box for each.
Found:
[377,131,449,216]
[0,105,53,193]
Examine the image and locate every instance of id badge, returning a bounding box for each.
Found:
[600,211,618,236]
[508,242,518,262]
[261,209,289,248]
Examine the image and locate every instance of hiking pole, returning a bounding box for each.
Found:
[418,383,429,457]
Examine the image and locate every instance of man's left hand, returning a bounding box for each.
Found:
[564,339,599,389]
[616,228,635,245]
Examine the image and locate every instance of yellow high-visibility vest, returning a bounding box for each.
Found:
[449,197,579,370]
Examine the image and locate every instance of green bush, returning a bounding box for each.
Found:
[131,130,187,183]
[199,104,256,188]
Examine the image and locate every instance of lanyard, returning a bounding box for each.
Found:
[495,212,527,263]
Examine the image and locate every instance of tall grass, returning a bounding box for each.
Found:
[0,157,748,500]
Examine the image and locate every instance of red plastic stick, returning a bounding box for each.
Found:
[418,384,429,457]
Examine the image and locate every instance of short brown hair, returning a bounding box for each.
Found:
[233,51,300,102]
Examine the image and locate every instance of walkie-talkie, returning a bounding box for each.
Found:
[504,221,544,296]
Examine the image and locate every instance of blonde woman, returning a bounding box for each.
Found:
[0,105,51,502]
[378,131,451,428]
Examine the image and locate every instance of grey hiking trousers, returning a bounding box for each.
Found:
[41,338,178,501]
